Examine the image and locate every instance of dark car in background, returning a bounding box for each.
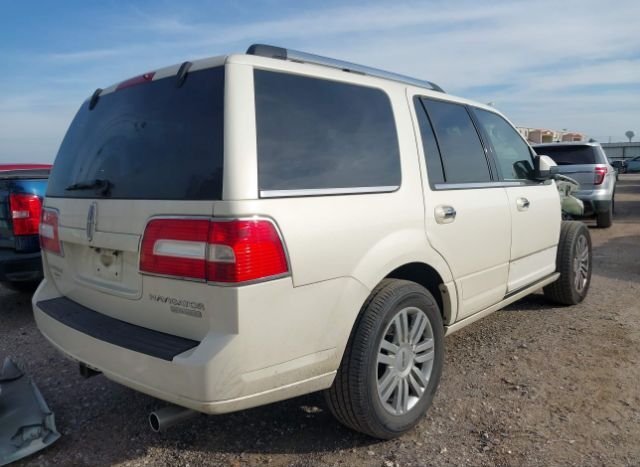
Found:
[0,164,51,290]
[533,142,616,228]
[625,156,640,173]
[610,160,627,180]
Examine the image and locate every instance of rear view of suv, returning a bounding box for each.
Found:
[533,142,616,227]
[33,44,592,439]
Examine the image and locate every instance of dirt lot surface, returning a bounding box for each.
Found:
[2,175,639,467]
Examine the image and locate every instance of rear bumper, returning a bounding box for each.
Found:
[32,276,368,414]
[35,303,335,413]
[582,199,612,216]
[0,249,42,282]
[37,297,199,361]
[573,188,613,216]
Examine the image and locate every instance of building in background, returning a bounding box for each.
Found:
[517,127,585,144]
[601,142,640,161]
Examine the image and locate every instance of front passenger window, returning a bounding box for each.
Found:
[473,108,534,180]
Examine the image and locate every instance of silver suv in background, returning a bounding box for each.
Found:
[533,142,616,227]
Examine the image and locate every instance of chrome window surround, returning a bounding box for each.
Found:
[260,186,399,198]
[433,180,549,190]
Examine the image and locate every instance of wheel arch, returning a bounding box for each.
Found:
[384,262,454,324]
[348,229,456,325]
[329,232,458,376]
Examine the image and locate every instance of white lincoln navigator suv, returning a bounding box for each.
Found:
[33,44,592,439]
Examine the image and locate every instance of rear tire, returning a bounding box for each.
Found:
[325,279,444,439]
[596,201,613,228]
[543,221,592,305]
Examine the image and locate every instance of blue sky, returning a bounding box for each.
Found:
[1,0,639,163]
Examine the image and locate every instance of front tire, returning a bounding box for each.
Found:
[325,279,444,439]
[543,221,592,305]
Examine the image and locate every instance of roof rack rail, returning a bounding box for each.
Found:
[246,44,444,93]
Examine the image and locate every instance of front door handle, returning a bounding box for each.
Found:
[516,197,530,211]
[435,205,456,224]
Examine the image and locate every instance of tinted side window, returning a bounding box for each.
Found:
[422,99,490,183]
[413,97,444,184]
[254,70,401,194]
[534,146,596,165]
[473,108,534,180]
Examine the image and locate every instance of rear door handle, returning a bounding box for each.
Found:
[435,205,456,224]
[516,197,530,211]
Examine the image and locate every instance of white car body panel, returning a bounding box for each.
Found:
[423,187,511,319]
[504,184,561,292]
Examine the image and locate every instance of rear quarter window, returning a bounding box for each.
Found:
[254,70,401,195]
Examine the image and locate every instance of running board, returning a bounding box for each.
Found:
[444,272,560,336]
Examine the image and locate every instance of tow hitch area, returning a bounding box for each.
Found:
[0,357,60,466]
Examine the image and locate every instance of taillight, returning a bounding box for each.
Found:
[40,208,63,255]
[140,218,210,280]
[10,193,42,236]
[207,220,289,283]
[594,166,607,185]
[139,218,289,284]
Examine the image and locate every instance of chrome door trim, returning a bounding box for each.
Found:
[260,185,399,198]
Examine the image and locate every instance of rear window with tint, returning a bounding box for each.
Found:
[47,67,224,199]
[254,70,401,195]
[535,146,596,165]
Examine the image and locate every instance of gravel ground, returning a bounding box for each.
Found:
[2,175,639,467]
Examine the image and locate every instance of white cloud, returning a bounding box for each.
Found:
[2,0,639,161]
[46,47,131,63]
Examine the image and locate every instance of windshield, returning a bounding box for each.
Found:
[535,145,596,165]
[47,66,224,199]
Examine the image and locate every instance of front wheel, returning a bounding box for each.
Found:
[543,221,592,305]
[325,279,444,439]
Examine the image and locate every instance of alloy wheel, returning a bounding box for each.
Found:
[573,234,590,293]
[376,307,435,416]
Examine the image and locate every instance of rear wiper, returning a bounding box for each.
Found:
[65,178,113,195]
